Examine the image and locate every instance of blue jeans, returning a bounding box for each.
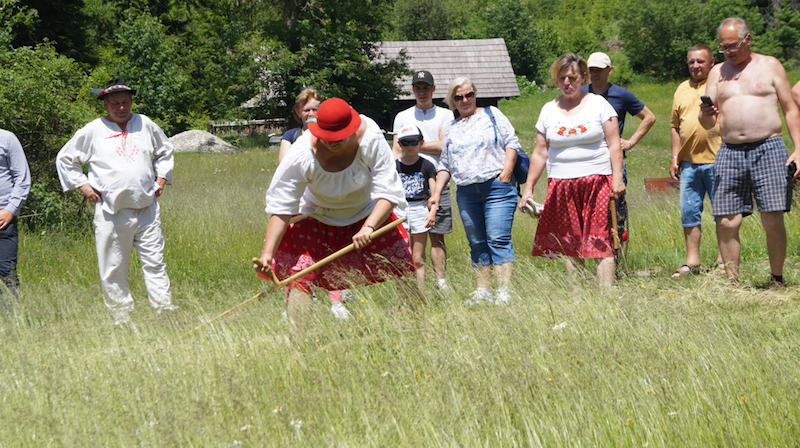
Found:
[0,217,19,289]
[622,161,628,186]
[680,161,715,227]
[455,178,517,267]
[0,217,18,316]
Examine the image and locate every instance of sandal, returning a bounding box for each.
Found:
[671,264,701,279]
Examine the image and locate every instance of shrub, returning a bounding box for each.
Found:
[0,42,94,231]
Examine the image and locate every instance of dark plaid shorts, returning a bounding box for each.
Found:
[713,136,792,217]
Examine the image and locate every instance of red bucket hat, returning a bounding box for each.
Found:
[307,98,361,141]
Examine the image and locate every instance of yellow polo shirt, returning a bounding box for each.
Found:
[671,78,720,164]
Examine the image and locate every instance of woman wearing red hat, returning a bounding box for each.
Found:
[254,98,420,332]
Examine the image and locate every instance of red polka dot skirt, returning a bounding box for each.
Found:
[532,175,614,259]
[261,212,415,291]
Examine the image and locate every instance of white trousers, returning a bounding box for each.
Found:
[93,200,173,315]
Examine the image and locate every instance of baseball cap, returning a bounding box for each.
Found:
[397,125,422,141]
[587,52,613,69]
[411,70,434,85]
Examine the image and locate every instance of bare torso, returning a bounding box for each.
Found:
[714,53,784,143]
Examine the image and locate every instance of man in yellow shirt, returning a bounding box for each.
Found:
[670,44,721,278]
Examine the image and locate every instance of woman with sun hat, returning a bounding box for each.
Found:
[254,98,422,332]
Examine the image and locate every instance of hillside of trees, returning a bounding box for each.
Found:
[2,0,799,230]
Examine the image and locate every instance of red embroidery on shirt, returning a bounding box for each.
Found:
[107,130,140,162]
[557,124,590,137]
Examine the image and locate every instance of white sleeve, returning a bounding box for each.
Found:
[597,95,618,122]
[55,127,92,192]
[265,152,309,216]
[535,102,551,135]
[149,121,174,183]
[392,110,406,134]
[367,134,407,209]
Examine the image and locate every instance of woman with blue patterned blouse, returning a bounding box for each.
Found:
[429,77,523,305]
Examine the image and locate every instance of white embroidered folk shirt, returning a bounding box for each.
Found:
[56,114,174,214]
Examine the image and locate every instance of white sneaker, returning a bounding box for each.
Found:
[330,302,351,319]
[466,287,492,305]
[155,304,179,314]
[437,278,448,290]
[494,286,515,305]
[113,312,130,326]
[341,290,355,303]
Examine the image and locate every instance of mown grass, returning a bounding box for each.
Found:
[2,82,800,446]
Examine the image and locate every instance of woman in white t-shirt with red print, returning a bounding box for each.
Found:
[519,53,625,285]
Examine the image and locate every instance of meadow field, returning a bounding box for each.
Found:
[2,81,800,446]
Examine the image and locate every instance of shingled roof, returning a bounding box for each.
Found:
[378,38,520,100]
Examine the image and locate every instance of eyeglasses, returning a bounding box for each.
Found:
[400,139,420,146]
[453,91,475,102]
[716,35,748,54]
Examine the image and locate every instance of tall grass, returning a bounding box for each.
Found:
[2,82,800,446]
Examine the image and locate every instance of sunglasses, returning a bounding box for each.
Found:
[453,91,475,102]
[400,139,420,146]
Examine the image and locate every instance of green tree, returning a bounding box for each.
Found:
[181,1,267,122]
[11,0,95,64]
[0,0,36,47]
[756,7,800,64]
[108,9,191,135]
[271,0,409,119]
[483,0,559,82]
[393,0,453,40]
[0,1,93,229]
[619,0,760,80]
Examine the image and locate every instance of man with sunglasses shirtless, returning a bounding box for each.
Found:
[700,17,800,289]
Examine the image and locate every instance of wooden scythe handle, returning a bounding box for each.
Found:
[609,194,620,251]
[253,216,407,288]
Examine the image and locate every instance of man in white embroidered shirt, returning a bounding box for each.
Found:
[56,78,176,325]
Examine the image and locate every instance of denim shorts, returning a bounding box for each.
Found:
[679,161,715,227]
[455,177,517,267]
[396,200,430,235]
[713,136,792,217]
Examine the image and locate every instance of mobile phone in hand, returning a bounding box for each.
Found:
[700,96,714,107]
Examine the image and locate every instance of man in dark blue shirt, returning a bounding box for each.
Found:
[583,52,656,185]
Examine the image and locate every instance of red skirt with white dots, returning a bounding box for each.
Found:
[264,212,414,291]
[532,175,614,259]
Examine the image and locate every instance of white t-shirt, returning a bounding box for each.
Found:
[392,104,454,164]
[56,114,174,214]
[266,116,406,226]
[535,94,617,179]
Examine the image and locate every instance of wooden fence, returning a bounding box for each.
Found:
[206,118,287,137]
